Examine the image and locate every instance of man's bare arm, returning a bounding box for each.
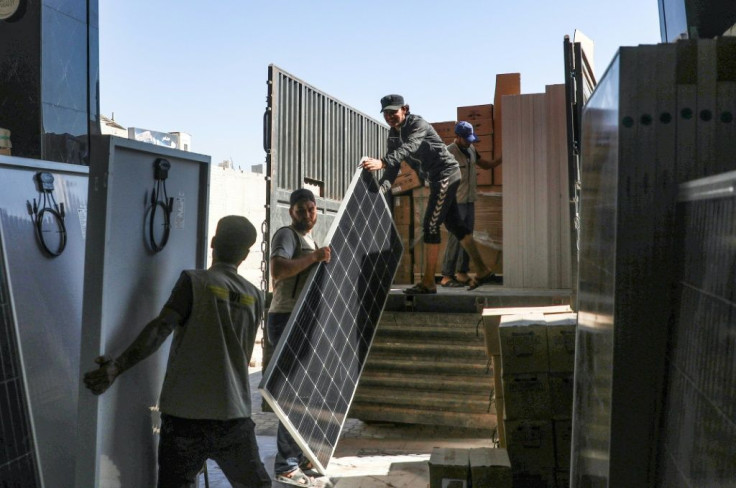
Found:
[83,308,182,395]
[271,247,331,281]
[476,154,502,170]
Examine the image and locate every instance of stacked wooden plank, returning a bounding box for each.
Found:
[501,84,572,289]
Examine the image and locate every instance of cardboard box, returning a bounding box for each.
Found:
[504,419,556,471]
[499,313,549,374]
[390,161,422,195]
[429,447,469,488]
[466,117,493,136]
[553,419,572,469]
[0,148,10,156]
[392,195,412,225]
[493,73,521,160]
[481,306,571,357]
[546,313,577,372]
[512,469,556,488]
[475,148,495,186]
[493,162,503,186]
[457,104,493,122]
[474,136,493,153]
[555,469,571,488]
[468,448,512,488]
[502,373,551,420]
[432,121,457,143]
[477,168,493,186]
[549,372,574,419]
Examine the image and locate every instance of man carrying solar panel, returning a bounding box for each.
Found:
[82,216,272,488]
[267,188,331,487]
[361,94,502,294]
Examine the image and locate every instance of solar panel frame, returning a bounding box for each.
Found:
[259,167,403,474]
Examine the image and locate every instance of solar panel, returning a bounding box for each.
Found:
[259,167,403,473]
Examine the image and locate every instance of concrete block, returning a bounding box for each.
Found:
[429,447,469,488]
[468,447,512,488]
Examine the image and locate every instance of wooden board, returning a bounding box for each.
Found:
[502,86,571,289]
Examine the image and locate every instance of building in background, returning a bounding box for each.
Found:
[100,114,191,152]
[208,159,266,286]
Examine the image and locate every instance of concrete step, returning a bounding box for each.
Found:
[348,403,497,430]
[379,311,482,329]
[353,311,495,429]
[358,370,493,394]
[354,386,494,414]
[375,324,483,343]
[369,341,487,359]
[363,356,489,376]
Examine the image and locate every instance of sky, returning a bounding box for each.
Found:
[99,1,662,171]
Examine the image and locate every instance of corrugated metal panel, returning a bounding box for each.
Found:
[264,65,388,284]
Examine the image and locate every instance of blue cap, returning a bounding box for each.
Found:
[455,121,478,143]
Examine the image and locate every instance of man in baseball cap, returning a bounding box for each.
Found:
[380,94,406,113]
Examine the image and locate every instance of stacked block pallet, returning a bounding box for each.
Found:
[480,307,576,487]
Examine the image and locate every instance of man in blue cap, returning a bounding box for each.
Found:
[362,94,502,293]
[440,121,502,287]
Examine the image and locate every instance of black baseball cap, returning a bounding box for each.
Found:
[380,94,405,113]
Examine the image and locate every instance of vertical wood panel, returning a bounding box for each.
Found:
[502,95,522,286]
[503,86,571,289]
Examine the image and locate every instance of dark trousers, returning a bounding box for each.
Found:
[267,312,307,475]
[441,202,474,276]
[423,175,470,244]
[158,414,271,488]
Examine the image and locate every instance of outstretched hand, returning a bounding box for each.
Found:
[83,355,121,395]
[360,158,384,172]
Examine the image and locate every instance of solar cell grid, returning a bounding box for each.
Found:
[259,168,403,473]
